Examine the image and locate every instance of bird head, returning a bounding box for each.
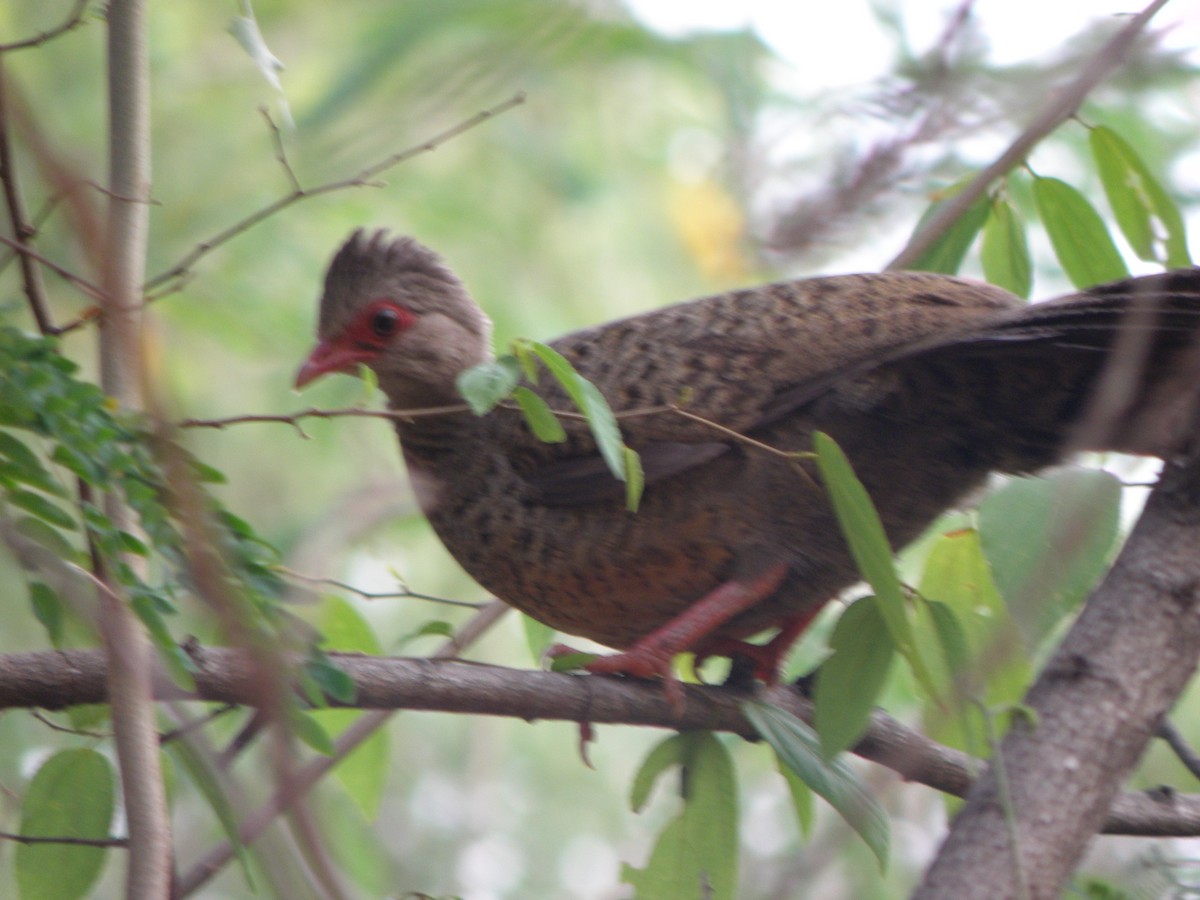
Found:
[295,230,493,407]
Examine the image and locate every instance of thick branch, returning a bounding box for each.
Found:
[1,646,1197,838]
[915,435,1200,898]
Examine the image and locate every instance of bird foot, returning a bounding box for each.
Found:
[694,638,783,684]
[549,642,685,710]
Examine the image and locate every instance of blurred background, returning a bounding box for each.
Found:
[3,1,1200,897]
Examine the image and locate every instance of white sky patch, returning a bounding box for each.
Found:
[626,0,1200,76]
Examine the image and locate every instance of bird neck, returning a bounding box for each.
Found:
[392,405,478,461]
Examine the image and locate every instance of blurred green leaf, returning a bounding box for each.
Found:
[513,386,567,442]
[813,432,936,697]
[981,196,1032,298]
[623,733,738,900]
[456,356,521,415]
[743,700,889,869]
[979,469,1121,654]
[815,597,894,758]
[28,581,64,648]
[1032,176,1129,288]
[777,756,815,839]
[1090,125,1191,267]
[7,489,75,530]
[17,749,115,900]
[906,178,990,274]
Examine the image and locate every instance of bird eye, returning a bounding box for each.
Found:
[370,307,400,338]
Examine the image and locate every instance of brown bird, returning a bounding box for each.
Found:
[296,230,1200,697]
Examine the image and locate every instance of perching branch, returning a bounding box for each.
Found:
[1,644,1199,841]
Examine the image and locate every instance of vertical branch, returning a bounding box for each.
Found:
[102,1,171,897]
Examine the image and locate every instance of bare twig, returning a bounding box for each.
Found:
[145,91,527,293]
[0,61,53,333]
[0,0,91,53]
[0,831,127,848]
[888,0,1172,270]
[0,232,104,303]
[1158,718,1200,781]
[277,566,483,609]
[177,403,473,430]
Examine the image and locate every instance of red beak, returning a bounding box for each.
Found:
[294,339,375,389]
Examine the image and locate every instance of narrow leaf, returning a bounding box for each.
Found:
[1032,176,1129,288]
[1090,125,1191,267]
[512,386,566,443]
[7,488,75,530]
[815,597,895,758]
[813,432,937,696]
[743,700,889,868]
[906,179,990,274]
[29,581,64,647]
[981,196,1032,298]
[623,444,644,512]
[630,734,688,813]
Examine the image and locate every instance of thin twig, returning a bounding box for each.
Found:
[0,831,127,848]
[31,709,110,739]
[1158,718,1200,781]
[0,61,53,333]
[260,106,300,193]
[888,0,1172,270]
[145,91,527,293]
[0,232,105,303]
[277,566,483,609]
[0,0,91,53]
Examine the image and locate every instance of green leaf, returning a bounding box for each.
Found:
[166,732,254,887]
[311,598,386,818]
[815,597,895,758]
[17,749,115,900]
[548,650,597,672]
[521,613,555,662]
[527,340,634,487]
[629,734,689,813]
[813,432,936,696]
[776,757,815,839]
[455,356,520,414]
[981,196,1032,298]
[28,581,64,647]
[1090,125,1191,267]
[7,489,76,530]
[512,386,567,442]
[290,709,336,756]
[743,699,889,869]
[1032,176,1129,288]
[622,733,738,900]
[623,444,644,512]
[906,178,990,274]
[979,469,1121,653]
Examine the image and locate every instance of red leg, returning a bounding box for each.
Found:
[695,606,821,684]
[582,562,790,707]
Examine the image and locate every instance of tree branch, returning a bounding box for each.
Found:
[0,0,91,54]
[2,643,1198,840]
[102,2,172,896]
[915,426,1200,898]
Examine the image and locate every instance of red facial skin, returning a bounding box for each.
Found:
[295,299,415,388]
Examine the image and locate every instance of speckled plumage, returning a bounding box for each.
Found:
[304,230,1200,656]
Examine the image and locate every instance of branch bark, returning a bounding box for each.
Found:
[914,437,1200,898]
[101,2,171,897]
[1,643,1198,840]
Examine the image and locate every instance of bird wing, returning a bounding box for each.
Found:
[507,270,1023,505]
